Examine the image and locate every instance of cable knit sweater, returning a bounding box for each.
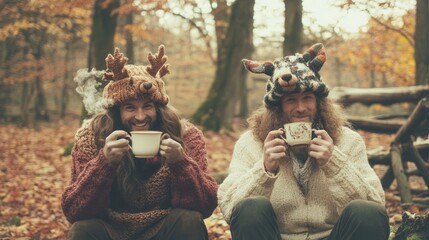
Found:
[61,120,218,240]
[218,127,385,240]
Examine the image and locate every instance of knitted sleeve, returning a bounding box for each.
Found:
[217,131,278,223]
[168,122,218,218]
[61,121,118,223]
[320,127,385,214]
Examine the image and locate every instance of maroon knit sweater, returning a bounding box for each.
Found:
[61,121,218,237]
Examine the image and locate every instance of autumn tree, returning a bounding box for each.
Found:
[192,0,254,131]
[415,0,429,85]
[283,0,303,55]
[0,0,92,126]
[88,0,120,70]
[334,1,416,88]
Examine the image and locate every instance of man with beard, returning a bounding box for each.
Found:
[61,45,218,240]
[217,43,389,240]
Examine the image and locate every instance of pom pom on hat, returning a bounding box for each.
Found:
[242,43,329,109]
[102,45,170,107]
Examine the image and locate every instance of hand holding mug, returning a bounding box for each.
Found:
[159,133,184,165]
[103,130,131,165]
[263,129,287,174]
[308,129,334,166]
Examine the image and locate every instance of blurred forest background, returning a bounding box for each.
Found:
[1,0,429,239]
[0,0,427,129]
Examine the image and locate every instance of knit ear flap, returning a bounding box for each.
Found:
[242,59,274,76]
[302,43,326,73]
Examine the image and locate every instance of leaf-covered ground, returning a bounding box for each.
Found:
[0,123,427,239]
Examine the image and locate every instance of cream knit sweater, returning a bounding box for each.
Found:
[218,127,385,240]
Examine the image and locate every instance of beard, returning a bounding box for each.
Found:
[122,116,155,132]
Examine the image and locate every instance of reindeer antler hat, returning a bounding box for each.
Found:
[242,43,329,109]
[102,45,170,106]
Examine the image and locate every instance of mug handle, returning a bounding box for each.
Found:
[161,133,170,142]
[279,128,290,146]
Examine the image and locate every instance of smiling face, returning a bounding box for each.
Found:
[281,92,317,123]
[119,98,158,132]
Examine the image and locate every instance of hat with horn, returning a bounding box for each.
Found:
[242,43,329,109]
[102,45,170,107]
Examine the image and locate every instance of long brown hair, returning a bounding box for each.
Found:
[248,97,350,144]
[90,103,184,196]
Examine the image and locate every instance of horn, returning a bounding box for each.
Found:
[242,59,274,76]
[302,43,326,73]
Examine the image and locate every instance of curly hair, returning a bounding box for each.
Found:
[90,103,184,196]
[248,97,350,144]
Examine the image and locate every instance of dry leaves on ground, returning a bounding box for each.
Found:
[0,123,428,239]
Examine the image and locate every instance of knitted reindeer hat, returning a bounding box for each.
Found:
[102,45,170,106]
[242,43,329,109]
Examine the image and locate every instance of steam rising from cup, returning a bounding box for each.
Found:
[73,68,113,115]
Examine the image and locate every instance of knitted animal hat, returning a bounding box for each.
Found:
[102,45,170,106]
[242,43,329,109]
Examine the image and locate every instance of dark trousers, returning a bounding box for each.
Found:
[230,196,390,240]
[67,208,208,240]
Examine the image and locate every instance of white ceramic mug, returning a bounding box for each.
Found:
[281,122,312,146]
[130,131,162,158]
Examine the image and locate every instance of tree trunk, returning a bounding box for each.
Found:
[283,0,303,56]
[83,0,119,120]
[25,31,49,124]
[415,0,429,85]
[60,42,71,119]
[21,82,34,127]
[125,11,134,64]
[212,0,230,63]
[87,0,119,70]
[0,40,10,120]
[192,0,254,131]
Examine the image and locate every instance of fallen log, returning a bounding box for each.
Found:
[330,85,429,107]
[368,141,429,166]
[348,117,404,134]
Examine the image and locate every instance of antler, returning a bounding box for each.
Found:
[146,45,170,78]
[104,48,129,81]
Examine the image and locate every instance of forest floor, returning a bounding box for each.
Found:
[0,121,428,239]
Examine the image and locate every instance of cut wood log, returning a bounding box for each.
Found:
[330,85,429,106]
[348,116,404,134]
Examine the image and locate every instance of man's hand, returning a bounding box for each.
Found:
[308,129,334,166]
[160,134,184,165]
[103,130,131,165]
[263,129,287,174]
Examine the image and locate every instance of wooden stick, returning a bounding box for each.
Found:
[410,146,429,187]
[390,143,412,203]
[394,98,429,143]
[381,166,395,190]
